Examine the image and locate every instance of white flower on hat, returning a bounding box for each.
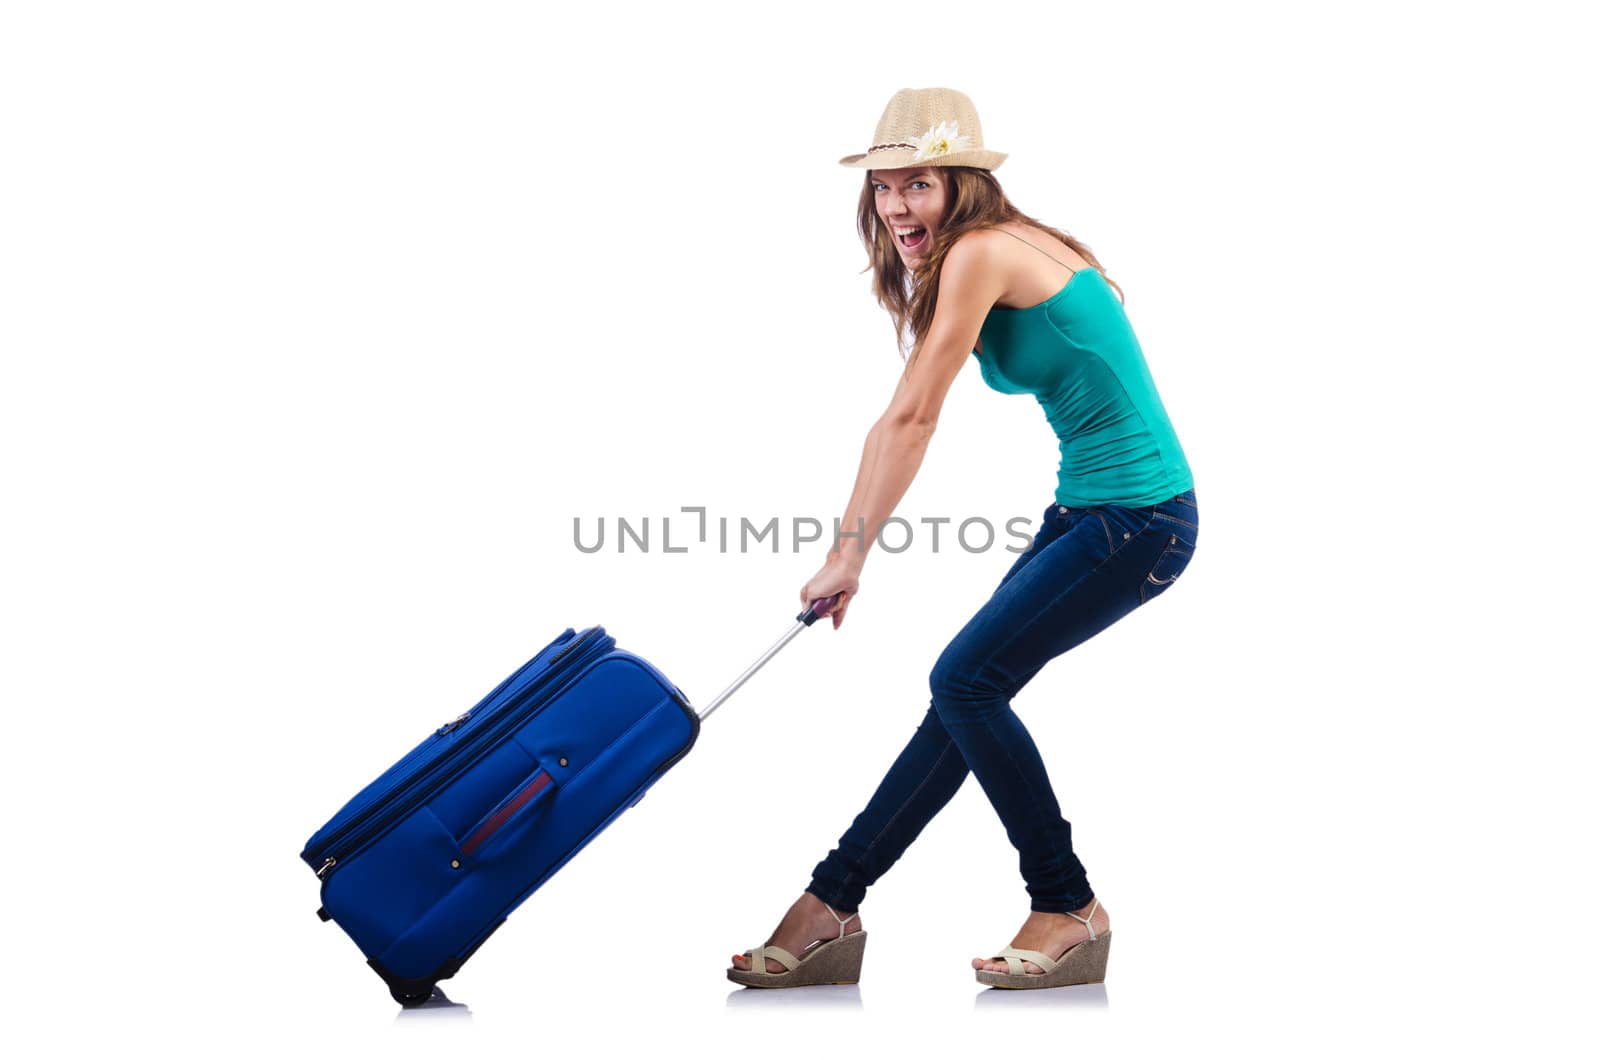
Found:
[911,120,972,162]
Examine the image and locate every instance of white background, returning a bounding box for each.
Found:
[3,1,1596,1056]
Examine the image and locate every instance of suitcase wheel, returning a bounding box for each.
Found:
[370,958,447,1008]
[391,984,436,1008]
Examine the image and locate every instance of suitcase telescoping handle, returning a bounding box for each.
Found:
[695,593,843,721]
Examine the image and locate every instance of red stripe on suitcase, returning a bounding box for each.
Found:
[461,770,553,856]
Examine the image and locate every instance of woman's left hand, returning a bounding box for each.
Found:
[800,559,860,630]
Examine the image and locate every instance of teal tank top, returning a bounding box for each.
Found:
[972,232,1194,508]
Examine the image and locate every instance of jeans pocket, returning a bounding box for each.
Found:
[1140,538,1193,604]
[1096,504,1155,558]
[1150,508,1198,532]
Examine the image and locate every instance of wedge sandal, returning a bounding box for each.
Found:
[975,899,1111,990]
[727,904,867,988]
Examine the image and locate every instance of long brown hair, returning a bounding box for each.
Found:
[855,166,1123,368]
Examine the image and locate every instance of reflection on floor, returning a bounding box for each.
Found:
[718,981,1109,1012]
[975,982,1108,1011]
[393,986,473,1021]
[725,984,864,1011]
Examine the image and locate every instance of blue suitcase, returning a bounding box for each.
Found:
[302,599,838,1006]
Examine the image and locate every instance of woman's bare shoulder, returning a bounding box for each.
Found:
[995,221,1093,272]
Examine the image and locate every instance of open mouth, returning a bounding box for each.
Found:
[894,226,928,251]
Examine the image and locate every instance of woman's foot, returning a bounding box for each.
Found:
[730,893,865,974]
[972,898,1110,974]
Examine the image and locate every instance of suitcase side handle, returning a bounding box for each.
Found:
[459,766,557,859]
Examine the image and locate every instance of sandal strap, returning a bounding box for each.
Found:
[742,906,858,975]
[1064,898,1100,941]
[994,946,1058,976]
[747,944,800,974]
[823,903,859,939]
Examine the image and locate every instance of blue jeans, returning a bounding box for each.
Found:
[806,489,1198,914]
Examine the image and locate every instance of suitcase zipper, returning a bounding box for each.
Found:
[302,630,587,865]
[307,627,606,869]
[307,627,611,877]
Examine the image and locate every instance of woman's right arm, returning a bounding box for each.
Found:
[800,233,1007,627]
[832,377,908,555]
[796,397,913,627]
[836,422,881,549]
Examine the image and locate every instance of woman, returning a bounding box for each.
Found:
[728,87,1196,990]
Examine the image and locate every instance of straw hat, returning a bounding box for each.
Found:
[838,87,1007,171]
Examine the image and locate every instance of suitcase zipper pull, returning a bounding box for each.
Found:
[437,712,472,736]
[316,857,337,879]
